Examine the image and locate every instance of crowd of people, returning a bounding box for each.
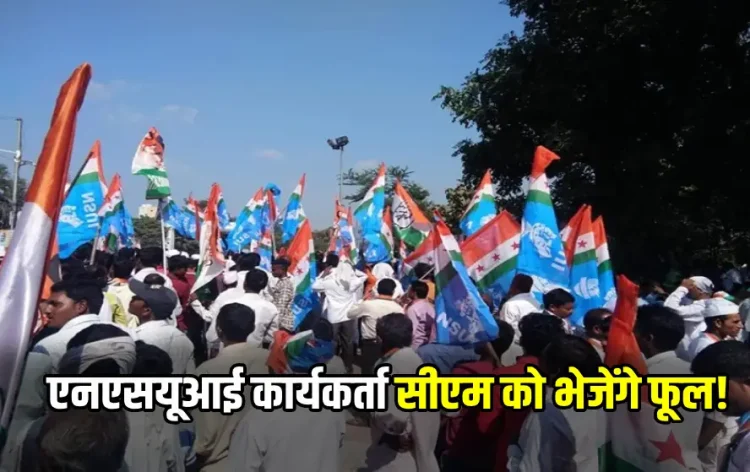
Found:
[3,244,750,472]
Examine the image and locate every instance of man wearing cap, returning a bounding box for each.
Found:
[666,276,715,358]
[130,275,196,375]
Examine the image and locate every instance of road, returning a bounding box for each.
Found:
[340,421,371,471]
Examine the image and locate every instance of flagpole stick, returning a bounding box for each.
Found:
[88,220,102,265]
[159,199,168,271]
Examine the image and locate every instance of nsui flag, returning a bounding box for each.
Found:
[517,146,569,299]
[287,219,318,329]
[431,218,498,345]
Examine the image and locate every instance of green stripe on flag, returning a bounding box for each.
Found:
[76,172,101,184]
[476,256,518,290]
[598,260,613,275]
[527,189,553,206]
[296,272,312,294]
[435,262,459,293]
[572,249,597,266]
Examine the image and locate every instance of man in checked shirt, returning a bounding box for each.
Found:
[270,257,296,333]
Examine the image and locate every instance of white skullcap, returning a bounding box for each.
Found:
[690,276,714,295]
[372,262,395,280]
[190,254,200,261]
[223,270,238,285]
[703,298,739,318]
[166,249,180,257]
[180,251,189,257]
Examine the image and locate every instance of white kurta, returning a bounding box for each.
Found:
[498,292,541,343]
[228,406,345,472]
[205,292,279,349]
[31,314,105,369]
[311,269,367,324]
[124,410,184,472]
[664,287,708,357]
[133,319,196,375]
[360,348,440,472]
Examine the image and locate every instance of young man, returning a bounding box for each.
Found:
[365,314,440,472]
[666,276,714,357]
[108,257,138,328]
[405,280,436,349]
[686,298,743,361]
[414,262,436,303]
[542,288,575,332]
[497,274,540,342]
[195,303,269,472]
[582,307,612,360]
[206,269,279,351]
[270,257,296,332]
[130,274,196,375]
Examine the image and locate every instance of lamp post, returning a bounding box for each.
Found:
[326,136,349,202]
[0,118,31,229]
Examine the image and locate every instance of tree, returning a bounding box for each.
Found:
[0,163,27,229]
[434,182,475,231]
[435,0,750,280]
[133,216,162,248]
[342,165,434,214]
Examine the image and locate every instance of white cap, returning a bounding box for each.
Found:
[225,259,236,270]
[190,254,200,261]
[223,270,238,285]
[703,298,739,318]
[180,251,189,257]
[690,276,714,295]
[166,249,180,257]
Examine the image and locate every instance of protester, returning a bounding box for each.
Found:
[413,262,436,303]
[542,288,575,331]
[369,262,405,300]
[195,303,269,472]
[167,255,192,311]
[108,257,139,328]
[509,335,606,471]
[440,320,514,471]
[130,275,196,375]
[581,307,612,360]
[348,278,404,374]
[666,276,714,357]
[133,247,182,324]
[404,280,436,349]
[312,253,368,373]
[206,268,279,352]
[359,313,440,472]
[685,298,743,361]
[497,274,539,341]
[270,257,295,332]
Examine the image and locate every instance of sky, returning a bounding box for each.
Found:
[0,1,522,230]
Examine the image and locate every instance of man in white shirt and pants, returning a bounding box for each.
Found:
[665,276,714,359]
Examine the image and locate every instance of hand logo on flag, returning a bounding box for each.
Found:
[525,222,557,259]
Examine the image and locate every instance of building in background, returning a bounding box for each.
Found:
[138,203,157,218]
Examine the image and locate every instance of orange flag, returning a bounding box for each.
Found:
[604,275,648,375]
[0,64,92,435]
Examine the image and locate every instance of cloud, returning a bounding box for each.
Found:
[107,105,145,124]
[353,159,379,170]
[160,105,198,124]
[88,79,130,101]
[254,148,284,160]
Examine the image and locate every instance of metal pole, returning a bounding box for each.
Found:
[10,119,22,230]
[338,147,344,202]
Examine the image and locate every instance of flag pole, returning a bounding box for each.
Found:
[88,221,102,265]
[159,199,168,271]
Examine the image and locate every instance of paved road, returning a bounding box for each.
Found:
[340,422,370,471]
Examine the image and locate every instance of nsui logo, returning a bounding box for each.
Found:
[573,278,600,299]
[59,205,83,228]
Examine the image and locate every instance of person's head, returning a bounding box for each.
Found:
[409,281,429,300]
[543,288,575,319]
[488,320,514,358]
[634,305,685,358]
[414,262,434,282]
[116,247,136,261]
[134,341,173,376]
[137,247,163,270]
[313,318,334,342]
[94,251,114,272]
[244,268,269,294]
[325,252,340,269]
[271,257,290,278]
[692,341,750,416]
[689,276,714,300]
[376,278,397,298]
[509,274,534,297]
[703,298,743,339]
[583,308,612,342]
[59,324,135,376]
[128,278,178,323]
[37,409,129,472]
[542,335,604,382]
[45,280,104,328]
[237,253,261,272]
[169,256,189,278]
[112,257,135,280]
[217,303,256,345]
[376,313,413,353]
[518,313,566,358]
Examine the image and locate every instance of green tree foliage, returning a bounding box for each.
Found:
[313,228,331,254]
[0,163,27,229]
[342,165,433,214]
[133,216,162,248]
[434,183,475,232]
[435,0,750,279]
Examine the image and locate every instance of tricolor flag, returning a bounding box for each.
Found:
[430,218,499,345]
[568,205,604,326]
[0,64,91,438]
[132,127,170,200]
[280,174,307,244]
[459,169,497,237]
[461,211,521,305]
[594,216,616,307]
[57,140,108,258]
[516,146,569,298]
[353,163,386,236]
[392,180,431,249]
[561,204,589,265]
[287,219,318,329]
[186,194,204,243]
[192,184,225,293]
[97,174,135,252]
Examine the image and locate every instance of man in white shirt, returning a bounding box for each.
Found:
[312,253,368,374]
[348,278,404,374]
[498,274,540,343]
[130,275,196,375]
[685,298,742,361]
[132,247,182,323]
[665,276,713,358]
[206,269,279,351]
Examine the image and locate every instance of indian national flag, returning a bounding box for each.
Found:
[132,127,170,200]
[561,204,589,265]
[96,174,124,252]
[0,64,91,435]
[192,183,225,293]
[287,219,317,328]
[392,180,431,249]
[461,211,521,303]
[353,163,386,235]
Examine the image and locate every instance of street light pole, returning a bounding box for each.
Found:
[327,136,349,202]
[10,118,22,230]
